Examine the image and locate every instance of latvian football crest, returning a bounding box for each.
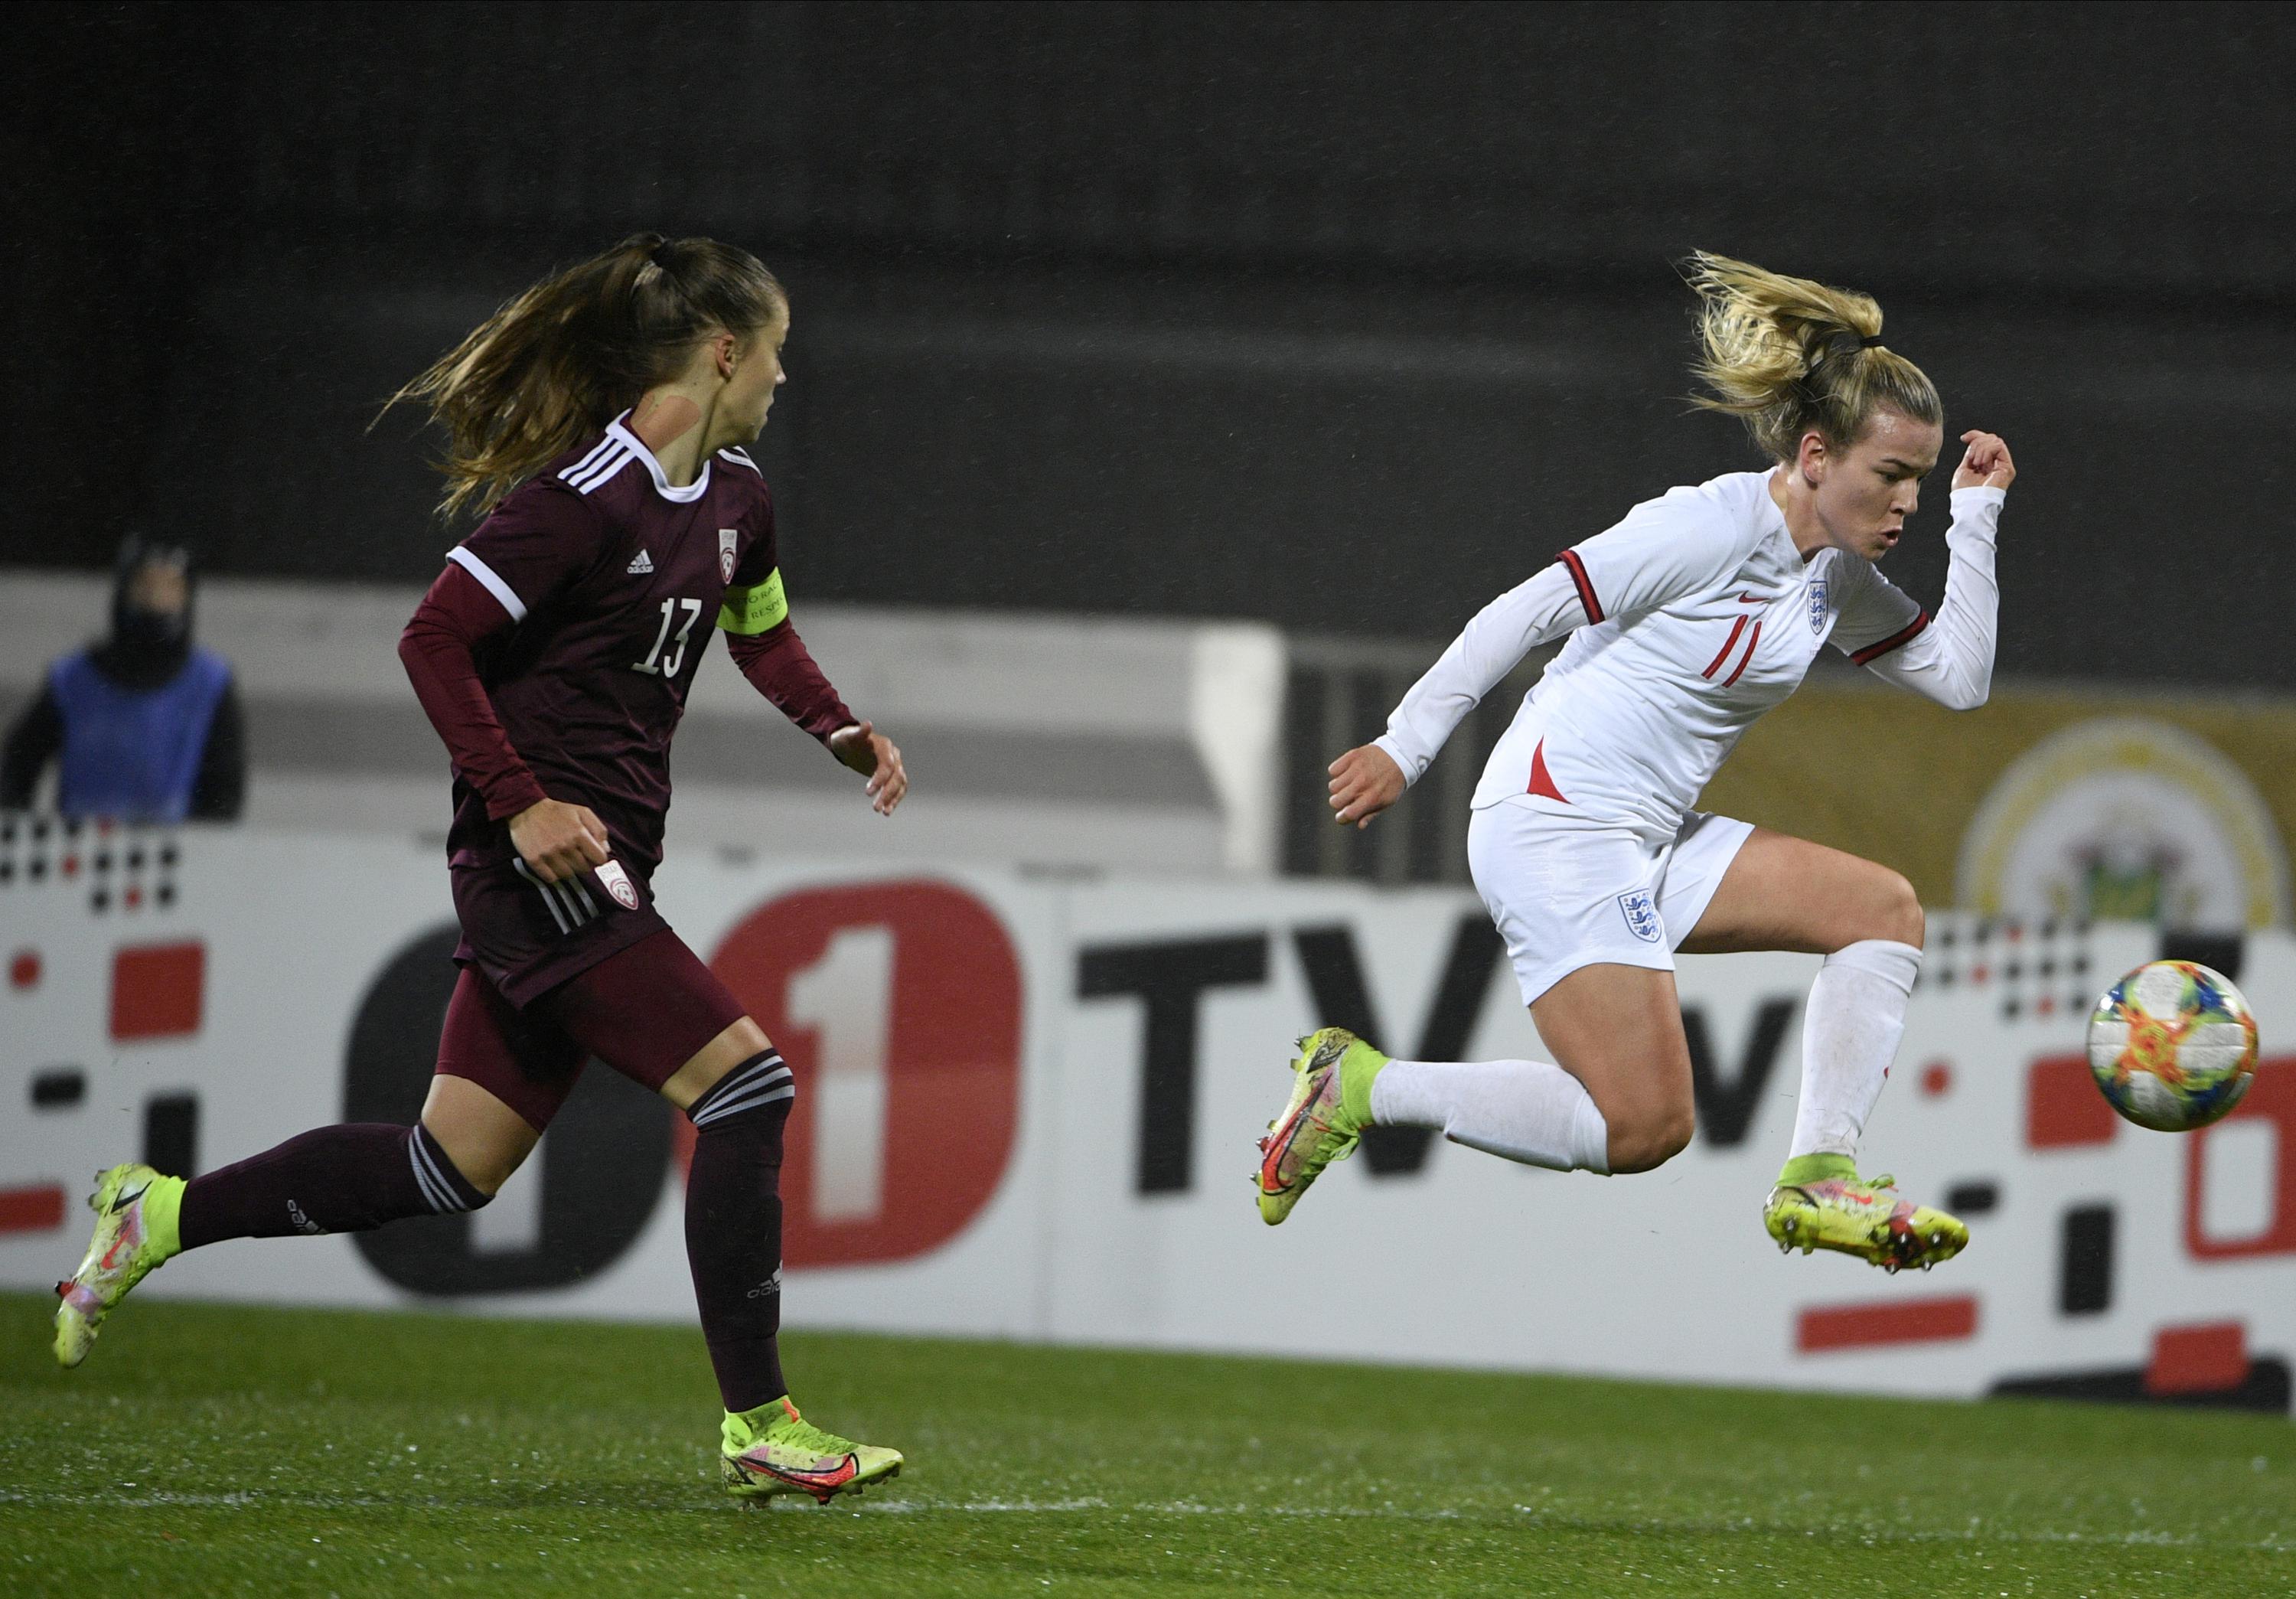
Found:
[1616,889,1662,944]
[719,529,739,583]
[596,860,642,912]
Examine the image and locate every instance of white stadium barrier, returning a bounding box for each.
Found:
[0,570,1287,877]
[4,824,2291,1411]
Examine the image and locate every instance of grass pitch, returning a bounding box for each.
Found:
[2,1292,2290,1597]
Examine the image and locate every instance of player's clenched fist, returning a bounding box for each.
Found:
[508,797,611,882]
[1329,743,1405,829]
[1953,430,2015,492]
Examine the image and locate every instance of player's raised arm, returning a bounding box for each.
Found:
[719,556,907,815]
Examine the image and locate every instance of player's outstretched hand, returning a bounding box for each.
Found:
[1329,743,1405,830]
[1955,430,2015,492]
[830,721,907,816]
[509,797,610,883]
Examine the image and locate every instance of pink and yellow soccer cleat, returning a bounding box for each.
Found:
[1763,1156,1967,1273]
[54,1163,184,1369]
[1255,1027,1387,1225]
[720,1397,903,1505]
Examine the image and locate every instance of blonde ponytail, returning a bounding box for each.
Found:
[1683,251,1940,462]
[385,233,787,518]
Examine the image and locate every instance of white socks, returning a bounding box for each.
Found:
[1365,936,1919,1177]
[1371,1058,1610,1174]
[1787,938,1922,1162]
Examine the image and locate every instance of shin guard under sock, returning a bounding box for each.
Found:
[177,1123,488,1250]
[684,1050,797,1413]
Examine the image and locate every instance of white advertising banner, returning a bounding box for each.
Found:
[2,824,2291,1411]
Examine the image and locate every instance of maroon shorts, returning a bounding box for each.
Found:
[451,857,669,1008]
[435,927,748,1131]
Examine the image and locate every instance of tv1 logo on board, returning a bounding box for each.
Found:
[701,880,1024,1267]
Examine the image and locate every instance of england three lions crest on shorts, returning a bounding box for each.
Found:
[1616,889,1663,944]
[1807,579,1829,635]
[719,529,739,584]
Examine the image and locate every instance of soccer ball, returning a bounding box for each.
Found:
[2086,961,2258,1131]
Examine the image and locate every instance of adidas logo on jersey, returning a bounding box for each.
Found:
[626,550,654,574]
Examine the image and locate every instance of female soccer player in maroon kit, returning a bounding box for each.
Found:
[54,233,907,1503]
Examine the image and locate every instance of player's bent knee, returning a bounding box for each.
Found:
[419,1074,540,1196]
[1606,1101,1696,1175]
[400,1121,501,1218]
[685,1046,797,1132]
[428,1133,516,1199]
[1874,870,1925,950]
[449,1169,499,1206]
[662,1017,775,1111]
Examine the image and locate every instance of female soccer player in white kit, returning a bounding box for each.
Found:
[1255,253,2015,1272]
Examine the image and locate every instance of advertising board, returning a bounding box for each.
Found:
[4,824,2288,1409]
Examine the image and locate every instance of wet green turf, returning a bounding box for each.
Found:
[2,1291,2289,1596]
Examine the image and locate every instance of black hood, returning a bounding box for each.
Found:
[90,534,197,690]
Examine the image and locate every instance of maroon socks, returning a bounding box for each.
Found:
[171,1051,798,1421]
[682,1049,797,1413]
[177,1123,488,1250]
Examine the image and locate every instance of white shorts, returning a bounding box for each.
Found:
[1466,798,1756,1007]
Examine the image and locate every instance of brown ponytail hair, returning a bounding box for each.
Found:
[1682,251,1941,463]
[386,233,787,517]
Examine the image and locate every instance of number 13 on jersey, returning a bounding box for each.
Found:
[634,597,703,677]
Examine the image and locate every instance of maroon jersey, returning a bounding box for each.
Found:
[400,418,854,884]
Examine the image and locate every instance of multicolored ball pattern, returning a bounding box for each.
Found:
[2086,960,2258,1132]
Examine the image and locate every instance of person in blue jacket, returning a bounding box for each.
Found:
[2,536,245,823]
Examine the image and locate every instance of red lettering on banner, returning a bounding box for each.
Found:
[109,942,205,1040]
[2025,1052,2118,1148]
[701,881,1023,1267]
[2185,1058,2296,1260]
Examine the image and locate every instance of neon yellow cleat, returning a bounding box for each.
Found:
[54,1163,183,1368]
[1254,1026,1386,1226]
[720,1397,903,1505]
[1763,1157,1967,1273]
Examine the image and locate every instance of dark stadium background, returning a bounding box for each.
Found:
[10,13,2296,1588]
[8,2,2293,688]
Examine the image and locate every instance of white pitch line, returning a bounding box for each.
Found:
[6,1489,2289,1553]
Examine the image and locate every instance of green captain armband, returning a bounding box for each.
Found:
[718,569,789,635]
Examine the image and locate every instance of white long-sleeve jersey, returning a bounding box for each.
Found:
[1373,471,2005,843]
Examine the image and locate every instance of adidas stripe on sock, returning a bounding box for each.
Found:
[177,1121,488,1250]
[408,1123,487,1214]
[688,1050,796,1127]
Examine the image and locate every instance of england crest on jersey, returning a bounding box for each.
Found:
[1806,579,1829,635]
[719,528,739,584]
[1616,889,1662,944]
